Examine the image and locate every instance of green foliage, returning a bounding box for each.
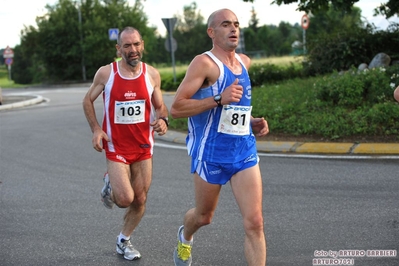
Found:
[160,71,186,91]
[306,5,363,37]
[252,65,399,139]
[167,54,399,140]
[315,71,364,108]
[168,116,188,132]
[245,22,302,57]
[9,0,310,84]
[12,0,153,83]
[315,66,399,108]
[268,0,399,19]
[374,0,399,18]
[173,23,211,63]
[303,22,399,76]
[12,27,46,84]
[270,0,360,14]
[0,66,25,88]
[249,62,304,87]
[172,3,213,63]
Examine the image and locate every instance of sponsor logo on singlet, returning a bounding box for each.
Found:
[124,91,137,99]
[245,85,252,100]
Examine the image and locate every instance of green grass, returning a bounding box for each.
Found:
[0,66,25,88]
[156,55,303,76]
[251,55,304,67]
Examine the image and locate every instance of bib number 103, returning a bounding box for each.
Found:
[217,105,252,135]
[115,100,146,124]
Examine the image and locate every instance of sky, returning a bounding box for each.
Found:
[1,0,398,49]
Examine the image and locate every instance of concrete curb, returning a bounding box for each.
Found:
[0,95,45,111]
[155,131,399,155]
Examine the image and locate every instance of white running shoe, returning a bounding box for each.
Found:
[100,173,114,209]
[116,238,142,260]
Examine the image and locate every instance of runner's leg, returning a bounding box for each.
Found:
[230,165,266,266]
[182,173,222,241]
[107,159,133,207]
[122,158,153,236]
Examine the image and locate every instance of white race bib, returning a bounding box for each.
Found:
[217,105,252,135]
[114,100,146,124]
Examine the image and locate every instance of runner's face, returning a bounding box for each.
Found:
[212,10,240,50]
[119,31,144,67]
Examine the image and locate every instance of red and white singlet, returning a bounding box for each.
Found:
[102,61,155,159]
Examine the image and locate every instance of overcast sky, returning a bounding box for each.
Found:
[1,0,398,49]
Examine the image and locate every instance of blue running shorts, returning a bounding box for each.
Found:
[191,153,259,185]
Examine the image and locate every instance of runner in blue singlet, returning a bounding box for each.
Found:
[170,8,269,266]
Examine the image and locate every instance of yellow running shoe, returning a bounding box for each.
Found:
[173,225,192,266]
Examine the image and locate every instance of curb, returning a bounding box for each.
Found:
[0,95,45,111]
[155,131,399,156]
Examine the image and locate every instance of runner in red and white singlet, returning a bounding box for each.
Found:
[83,27,168,261]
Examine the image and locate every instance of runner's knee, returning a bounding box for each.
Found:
[114,193,134,208]
[243,213,264,233]
[195,212,215,227]
[133,192,147,207]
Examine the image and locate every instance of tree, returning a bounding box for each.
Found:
[248,6,259,32]
[243,0,399,18]
[175,2,204,32]
[306,6,363,37]
[14,0,155,83]
[374,1,399,19]
[173,2,211,63]
[12,26,44,84]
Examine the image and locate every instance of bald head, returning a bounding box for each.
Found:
[207,9,237,28]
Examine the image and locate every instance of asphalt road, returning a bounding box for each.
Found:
[0,87,398,266]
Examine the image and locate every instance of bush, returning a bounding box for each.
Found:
[162,59,306,91]
[315,66,399,108]
[304,23,399,76]
[249,62,304,87]
[160,71,186,91]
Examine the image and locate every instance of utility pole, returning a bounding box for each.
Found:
[77,0,86,81]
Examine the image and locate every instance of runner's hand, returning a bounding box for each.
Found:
[251,117,269,137]
[151,119,168,136]
[92,128,109,152]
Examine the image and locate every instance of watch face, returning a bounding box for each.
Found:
[214,95,221,101]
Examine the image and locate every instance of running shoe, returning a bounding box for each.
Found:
[173,225,192,266]
[100,173,114,209]
[116,238,141,260]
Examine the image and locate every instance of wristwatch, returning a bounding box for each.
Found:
[214,94,222,107]
[159,117,169,127]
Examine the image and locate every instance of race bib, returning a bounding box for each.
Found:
[217,105,252,135]
[114,100,145,124]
